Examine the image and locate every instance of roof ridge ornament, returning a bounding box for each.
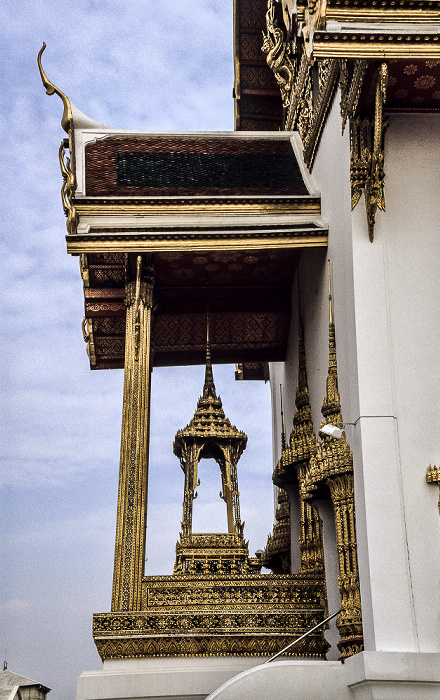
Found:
[38,43,77,235]
[38,43,72,135]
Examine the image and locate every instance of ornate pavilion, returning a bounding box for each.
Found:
[39,0,440,697]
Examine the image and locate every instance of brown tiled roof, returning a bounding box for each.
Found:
[84,136,307,196]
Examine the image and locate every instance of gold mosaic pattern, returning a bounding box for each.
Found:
[94,571,328,660]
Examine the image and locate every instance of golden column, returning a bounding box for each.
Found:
[112,255,154,612]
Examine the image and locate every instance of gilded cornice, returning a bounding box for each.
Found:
[72,196,322,216]
[313,31,440,61]
[66,229,328,256]
[326,7,440,22]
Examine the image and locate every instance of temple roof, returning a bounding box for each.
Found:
[0,669,50,700]
[37,46,328,371]
[70,131,326,370]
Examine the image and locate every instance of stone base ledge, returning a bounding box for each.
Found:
[76,657,266,700]
[76,652,440,700]
[344,651,440,700]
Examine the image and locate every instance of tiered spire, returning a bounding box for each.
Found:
[174,318,247,450]
[306,264,352,485]
[320,262,342,430]
[290,314,318,465]
[272,311,317,487]
[305,263,363,660]
[202,314,216,400]
[261,488,291,574]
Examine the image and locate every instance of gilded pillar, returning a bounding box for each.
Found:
[112,255,154,612]
[181,445,197,535]
[327,474,363,658]
[229,451,242,534]
[218,455,232,533]
[298,497,325,576]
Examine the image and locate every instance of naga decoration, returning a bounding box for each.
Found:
[38,43,78,235]
[262,0,296,108]
[81,317,96,365]
[58,140,77,235]
[262,1,338,168]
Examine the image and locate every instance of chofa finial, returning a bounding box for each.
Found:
[38,43,72,134]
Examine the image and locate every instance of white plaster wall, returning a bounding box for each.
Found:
[369,114,440,651]
[313,106,440,652]
[270,101,440,656]
[269,96,354,656]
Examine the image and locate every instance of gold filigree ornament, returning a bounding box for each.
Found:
[38,43,77,235]
[340,59,368,135]
[81,317,96,365]
[426,464,440,512]
[350,63,388,242]
[285,51,314,138]
[303,59,340,168]
[58,140,78,235]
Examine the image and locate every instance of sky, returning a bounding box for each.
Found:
[0,2,276,698]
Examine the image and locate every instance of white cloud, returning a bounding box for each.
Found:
[0,599,31,614]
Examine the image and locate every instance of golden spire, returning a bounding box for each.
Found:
[280,385,287,450]
[321,261,342,428]
[273,303,316,487]
[203,308,216,400]
[289,310,317,463]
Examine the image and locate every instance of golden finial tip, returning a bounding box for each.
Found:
[328,260,333,325]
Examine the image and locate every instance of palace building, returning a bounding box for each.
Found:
[40,0,440,697]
